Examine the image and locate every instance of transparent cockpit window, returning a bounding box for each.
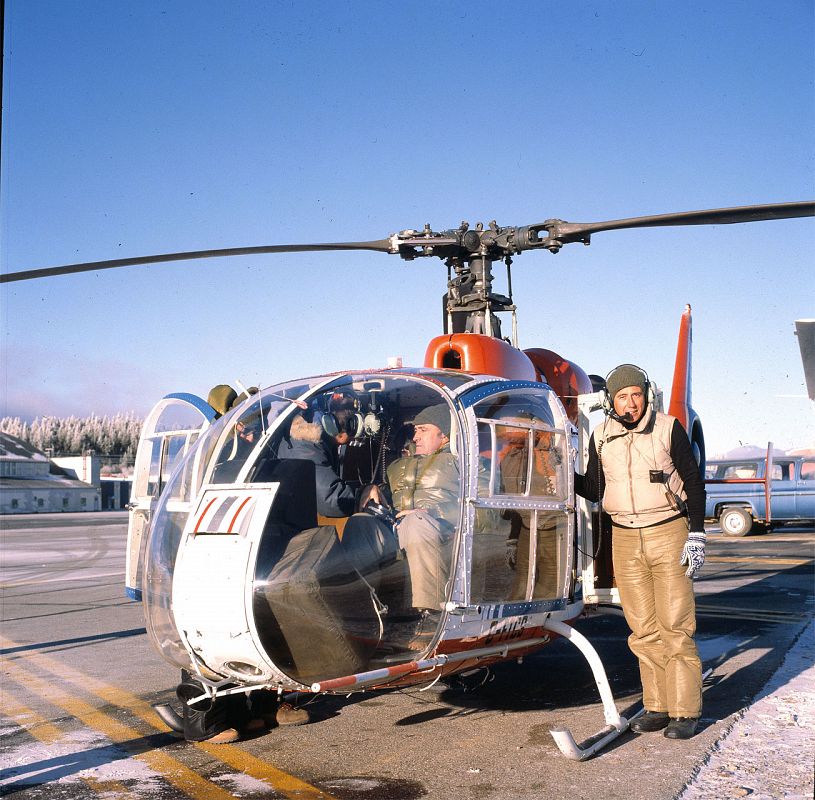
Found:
[143,438,163,500]
[138,380,327,675]
[477,421,555,501]
[415,370,477,391]
[494,424,531,496]
[530,512,568,600]
[471,505,517,604]
[202,378,330,487]
[167,432,201,502]
[209,398,268,484]
[470,390,569,603]
[142,464,201,670]
[152,402,211,434]
[252,521,398,685]
[473,392,555,429]
[248,374,461,683]
[529,430,566,498]
[142,504,192,669]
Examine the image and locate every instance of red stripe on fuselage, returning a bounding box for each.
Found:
[194,496,220,533]
[227,496,253,533]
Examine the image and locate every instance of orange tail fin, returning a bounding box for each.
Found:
[669,305,705,472]
[668,305,693,430]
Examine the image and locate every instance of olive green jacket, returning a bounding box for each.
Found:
[387,449,459,525]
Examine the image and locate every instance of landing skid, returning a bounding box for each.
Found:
[153,702,185,733]
[542,619,640,761]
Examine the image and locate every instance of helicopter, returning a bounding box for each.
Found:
[3,201,813,761]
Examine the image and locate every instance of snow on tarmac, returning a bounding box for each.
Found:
[679,620,815,800]
[0,725,163,795]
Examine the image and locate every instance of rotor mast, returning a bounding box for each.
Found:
[390,220,519,344]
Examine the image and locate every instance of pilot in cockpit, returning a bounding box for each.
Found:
[276,392,359,517]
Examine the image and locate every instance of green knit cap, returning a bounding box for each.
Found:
[605,365,647,401]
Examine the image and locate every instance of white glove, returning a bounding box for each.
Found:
[680,531,706,578]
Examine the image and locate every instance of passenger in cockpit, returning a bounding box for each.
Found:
[356,404,458,616]
[277,393,358,517]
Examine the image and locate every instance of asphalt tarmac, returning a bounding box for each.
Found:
[1,512,812,799]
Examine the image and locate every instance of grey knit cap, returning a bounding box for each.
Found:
[413,404,451,438]
[605,364,647,401]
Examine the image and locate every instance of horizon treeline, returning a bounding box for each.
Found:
[0,413,143,457]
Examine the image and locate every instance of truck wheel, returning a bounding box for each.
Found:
[720,507,753,537]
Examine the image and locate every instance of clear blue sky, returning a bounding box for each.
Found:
[2,0,813,456]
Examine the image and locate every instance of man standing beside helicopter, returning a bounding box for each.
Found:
[575,364,707,740]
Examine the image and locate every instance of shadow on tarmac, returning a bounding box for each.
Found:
[0,731,176,793]
[0,627,146,657]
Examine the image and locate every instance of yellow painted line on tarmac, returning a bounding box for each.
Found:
[695,604,808,624]
[711,534,815,544]
[1,657,236,800]
[196,739,334,799]
[1,636,337,800]
[1,684,135,798]
[81,777,136,798]
[2,692,64,743]
[0,570,125,589]
[705,555,812,566]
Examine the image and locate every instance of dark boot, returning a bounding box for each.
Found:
[177,671,249,743]
[630,710,670,732]
[664,717,699,739]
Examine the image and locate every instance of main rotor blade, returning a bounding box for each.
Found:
[545,201,815,243]
[0,239,393,284]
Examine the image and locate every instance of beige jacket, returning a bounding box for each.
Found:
[594,407,687,528]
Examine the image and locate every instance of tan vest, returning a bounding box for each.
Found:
[594,408,687,528]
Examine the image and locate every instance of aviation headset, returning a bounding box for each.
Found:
[318,393,382,440]
[600,363,655,421]
[320,409,362,437]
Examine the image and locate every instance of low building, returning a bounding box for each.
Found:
[100,476,132,510]
[0,433,100,514]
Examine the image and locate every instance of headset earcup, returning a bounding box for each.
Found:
[320,412,339,437]
[347,413,363,437]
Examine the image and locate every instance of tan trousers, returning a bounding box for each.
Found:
[612,517,702,717]
[396,511,454,610]
[509,515,561,601]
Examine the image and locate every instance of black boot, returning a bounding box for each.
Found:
[664,717,699,739]
[177,671,249,743]
[630,710,670,732]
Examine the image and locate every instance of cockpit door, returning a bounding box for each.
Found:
[125,393,215,600]
[462,386,575,610]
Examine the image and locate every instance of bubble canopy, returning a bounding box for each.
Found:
[141,371,470,687]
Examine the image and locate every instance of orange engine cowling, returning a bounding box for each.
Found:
[423,334,538,382]
[523,348,593,424]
